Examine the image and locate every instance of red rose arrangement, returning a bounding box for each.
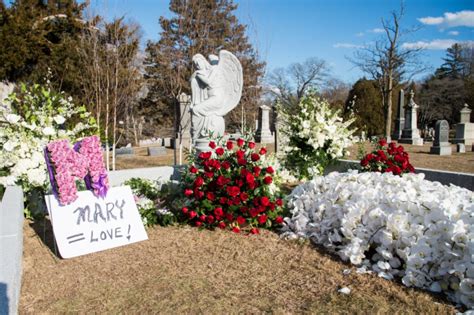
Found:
[360,139,415,175]
[181,138,284,234]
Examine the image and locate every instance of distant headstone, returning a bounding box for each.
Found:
[399,90,423,146]
[148,146,167,156]
[255,105,274,143]
[430,120,451,155]
[163,137,175,149]
[391,89,405,141]
[115,147,134,155]
[453,104,473,150]
[457,143,466,153]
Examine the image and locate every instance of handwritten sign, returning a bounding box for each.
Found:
[45,186,148,259]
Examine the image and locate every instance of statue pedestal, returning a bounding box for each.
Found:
[194,138,211,155]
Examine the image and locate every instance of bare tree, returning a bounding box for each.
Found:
[78,16,142,170]
[350,3,426,140]
[267,57,329,108]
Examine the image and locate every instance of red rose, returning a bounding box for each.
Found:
[240,206,248,213]
[209,141,216,149]
[194,176,204,187]
[248,181,256,190]
[217,175,227,186]
[236,216,246,225]
[249,208,259,218]
[226,141,234,150]
[240,192,249,201]
[392,166,402,175]
[221,161,231,169]
[257,214,268,225]
[181,207,188,214]
[237,158,246,166]
[216,147,225,156]
[205,171,214,178]
[263,176,272,185]
[250,228,259,235]
[207,192,215,201]
[195,190,204,199]
[237,138,245,147]
[266,166,275,174]
[366,153,375,161]
[232,226,240,233]
[408,165,415,173]
[188,211,197,219]
[260,196,270,206]
[214,207,224,217]
[378,138,387,147]
[195,221,202,227]
[236,179,244,187]
[199,214,206,222]
[206,215,215,224]
[259,147,267,155]
[276,199,283,206]
[236,150,245,159]
[189,165,198,174]
[226,186,240,197]
[232,197,241,205]
[225,213,234,222]
[269,202,275,211]
[251,153,260,162]
[246,173,255,183]
[219,197,228,205]
[253,166,261,176]
[198,151,212,160]
[248,141,256,149]
[361,158,369,167]
[397,145,405,153]
[218,221,226,229]
[275,216,284,224]
[184,189,193,197]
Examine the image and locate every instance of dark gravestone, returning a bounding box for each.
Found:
[430,120,451,155]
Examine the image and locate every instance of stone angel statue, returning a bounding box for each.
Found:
[190,50,243,144]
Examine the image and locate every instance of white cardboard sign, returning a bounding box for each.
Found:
[45,186,148,259]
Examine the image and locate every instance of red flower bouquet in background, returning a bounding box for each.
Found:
[360,139,415,175]
[181,137,284,234]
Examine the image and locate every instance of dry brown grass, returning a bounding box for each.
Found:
[20,220,457,314]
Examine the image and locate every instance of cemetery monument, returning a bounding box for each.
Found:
[190,50,243,153]
[430,120,451,156]
[399,90,423,146]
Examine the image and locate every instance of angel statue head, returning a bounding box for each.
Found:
[189,50,243,151]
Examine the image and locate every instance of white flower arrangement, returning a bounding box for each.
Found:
[0,83,97,194]
[282,170,474,309]
[278,92,355,179]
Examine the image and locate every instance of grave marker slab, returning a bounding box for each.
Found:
[430,120,451,155]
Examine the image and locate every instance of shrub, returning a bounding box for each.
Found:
[125,177,181,227]
[180,137,285,234]
[283,171,474,309]
[278,91,355,180]
[360,139,414,175]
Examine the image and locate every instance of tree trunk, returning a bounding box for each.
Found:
[386,74,393,140]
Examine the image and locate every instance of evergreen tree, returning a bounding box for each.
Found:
[436,43,464,79]
[345,79,384,137]
[0,0,85,97]
[143,0,265,132]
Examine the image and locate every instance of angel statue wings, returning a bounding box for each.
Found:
[190,50,243,144]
